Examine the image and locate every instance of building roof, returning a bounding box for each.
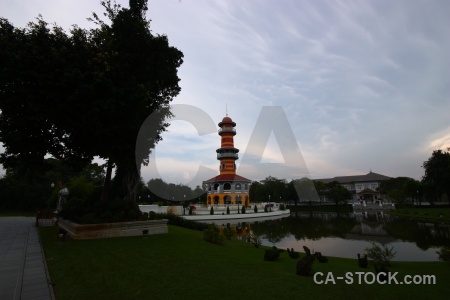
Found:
[315,172,391,184]
[203,174,252,183]
[218,116,236,127]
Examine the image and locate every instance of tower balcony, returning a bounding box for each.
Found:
[217,153,239,159]
[218,128,236,135]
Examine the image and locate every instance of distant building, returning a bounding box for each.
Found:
[203,115,251,206]
[315,171,391,202]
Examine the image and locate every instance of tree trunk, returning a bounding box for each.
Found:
[101,159,114,202]
[112,160,140,203]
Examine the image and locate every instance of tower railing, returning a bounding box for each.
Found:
[218,128,236,134]
[217,153,239,159]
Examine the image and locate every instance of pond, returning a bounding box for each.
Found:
[220,211,450,261]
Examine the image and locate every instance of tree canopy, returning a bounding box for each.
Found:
[322,181,352,205]
[377,177,421,204]
[422,148,450,202]
[0,0,183,212]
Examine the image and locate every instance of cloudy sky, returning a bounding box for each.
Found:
[1,0,449,187]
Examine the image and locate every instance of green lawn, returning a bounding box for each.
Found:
[388,207,450,223]
[40,225,450,300]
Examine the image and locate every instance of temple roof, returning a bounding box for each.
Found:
[203,174,251,183]
[315,172,391,184]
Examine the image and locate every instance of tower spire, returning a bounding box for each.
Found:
[226,103,228,117]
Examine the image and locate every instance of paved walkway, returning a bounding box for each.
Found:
[0,217,54,300]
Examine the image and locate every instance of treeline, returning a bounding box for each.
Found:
[0,158,105,211]
[1,149,448,210]
[378,148,450,204]
[249,176,352,205]
[250,147,450,205]
[0,158,207,210]
[136,178,207,204]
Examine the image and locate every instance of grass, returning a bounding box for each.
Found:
[40,225,450,300]
[388,207,450,223]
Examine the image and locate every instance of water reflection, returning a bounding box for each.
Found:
[225,212,450,261]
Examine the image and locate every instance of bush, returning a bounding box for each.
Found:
[437,246,450,261]
[241,205,246,214]
[149,211,157,220]
[264,205,268,213]
[280,203,285,210]
[264,246,283,261]
[203,223,225,245]
[157,213,208,231]
[210,206,214,215]
[226,206,230,214]
[315,252,328,263]
[223,227,234,240]
[365,242,396,266]
[254,205,258,213]
[296,255,314,276]
[287,248,300,259]
[66,176,95,201]
[247,234,262,248]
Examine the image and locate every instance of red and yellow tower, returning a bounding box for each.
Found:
[203,115,251,206]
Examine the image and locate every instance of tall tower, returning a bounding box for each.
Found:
[216,116,238,175]
[203,115,251,206]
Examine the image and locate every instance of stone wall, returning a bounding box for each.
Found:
[58,219,168,240]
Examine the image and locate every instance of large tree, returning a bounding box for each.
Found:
[0,1,183,214]
[422,148,450,203]
[323,181,352,205]
[377,177,421,204]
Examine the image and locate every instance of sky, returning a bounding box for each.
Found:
[1,0,449,188]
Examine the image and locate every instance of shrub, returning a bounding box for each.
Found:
[264,247,280,261]
[287,248,300,259]
[223,227,234,240]
[241,205,246,214]
[280,203,285,210]
[315,252,328,263]
[158,213,208,231]
[264,205,268,213]
[80,214,96,225]
[254,205,258,213]
[226,206,230,214]
[188,206,193,215]
[296,255,314,276]
[203,223,225,245]
[149,211,157,220]
[365,242,396,266]
[264,246,284,261]
[66,176,95,201]
[210,206,214,215]
[437,246,450,261]
[247,234,262,248]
